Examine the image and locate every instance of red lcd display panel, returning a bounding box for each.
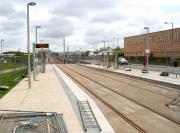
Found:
[36,43,49,48]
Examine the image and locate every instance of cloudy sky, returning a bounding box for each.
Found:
[0,0,180,52]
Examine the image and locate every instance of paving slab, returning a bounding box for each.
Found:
[54,64,115,133]
[0,64,83,133]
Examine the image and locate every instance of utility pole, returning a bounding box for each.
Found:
[66,45,69,62]
[112,38,115,49]
[102,40,105,49]
[95,43,98,51]
[66,45,69,53]
[117,38,119,48]
[93,43,95,52]
[164,22,174,66]
[113,38,120,48]
[92,43,96,63]
[171,23,174,64]
[63,38,65,64]
[144,27,150,73]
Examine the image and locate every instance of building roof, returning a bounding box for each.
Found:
[124,27,180,39]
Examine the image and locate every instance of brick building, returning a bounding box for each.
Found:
[124,28,180,58]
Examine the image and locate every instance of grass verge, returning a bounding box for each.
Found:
[0,69,27,98]
[1,62,23,70]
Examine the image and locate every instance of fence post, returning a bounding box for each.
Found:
[14,56,16,73]
[129,56,131,70]
[0,56,3,87]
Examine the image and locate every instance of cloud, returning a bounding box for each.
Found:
[8,10,26,20]
[90,10,125,23]
[52,6,87,18]
[67,0,117,9]
[0,2,15,17]
[85,27,116,44]
[1,20,24,33]
[0,1,25,35]
[41,17,74,38]
[52,0,118,18]
[0,0,180,52]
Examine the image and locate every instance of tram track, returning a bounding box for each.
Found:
[61,64,180,125]
[71,64,179,99]
[80,64,180,93]
[83,64,180,93]
[58,65,147,133]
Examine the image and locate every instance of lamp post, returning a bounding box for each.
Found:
[102,40,105,49]
[0,39,4,88]
[116,38,120,48]
[91,43,96,63]
[27,2,36,89]
[1,39,4,54]
[113,38,120,48]
[112,38,115,49]
[63,38,65,64]
[35,26,41,43]
[144,27,150,73]
[164,22,174,65]
[33,25,41,80]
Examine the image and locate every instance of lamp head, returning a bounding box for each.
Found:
[144,27,149,30]
[164,22,168,24]
[28,2,36,6]
[1,39,4,42]
[36,26,41,29]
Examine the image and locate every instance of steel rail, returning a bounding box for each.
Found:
[78,64,180,93]
[59,65,146,133]
[70,65,178,99]
[62,65,180,125]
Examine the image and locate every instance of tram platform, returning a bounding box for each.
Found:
[82,64,180,88]
[0,64,115,133]
[0,64,83,133]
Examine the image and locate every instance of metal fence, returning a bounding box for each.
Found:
[125,56,180,66]
[74,53,180,75]
[0,55,28,88]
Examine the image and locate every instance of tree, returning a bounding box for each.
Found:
[114,47,124,57]
[15,51,24,56]
[85,51,90,56]
[81,51,90,56]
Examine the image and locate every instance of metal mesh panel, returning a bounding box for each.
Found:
[0,111,67,133]
[78,101,101,132]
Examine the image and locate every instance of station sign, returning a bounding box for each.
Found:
[36,43,49,48]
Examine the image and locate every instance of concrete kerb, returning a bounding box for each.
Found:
[78,63,180,90]
[53,66,84,130]
[53,64,115,133]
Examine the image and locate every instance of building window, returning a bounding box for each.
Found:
[128,40,131,45]
[160,35,163,42]
[164,34,168,42]
[178,33,180,40]
[175,33,178,40]
[144,39,146,44]
[130,40,132,45]
[168,34,172,40]
[149,38,152,44]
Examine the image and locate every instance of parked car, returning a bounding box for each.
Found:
[119,58,128,65]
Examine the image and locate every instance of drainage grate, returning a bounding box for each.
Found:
[78,101,101,132]
[0,111,67,133]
